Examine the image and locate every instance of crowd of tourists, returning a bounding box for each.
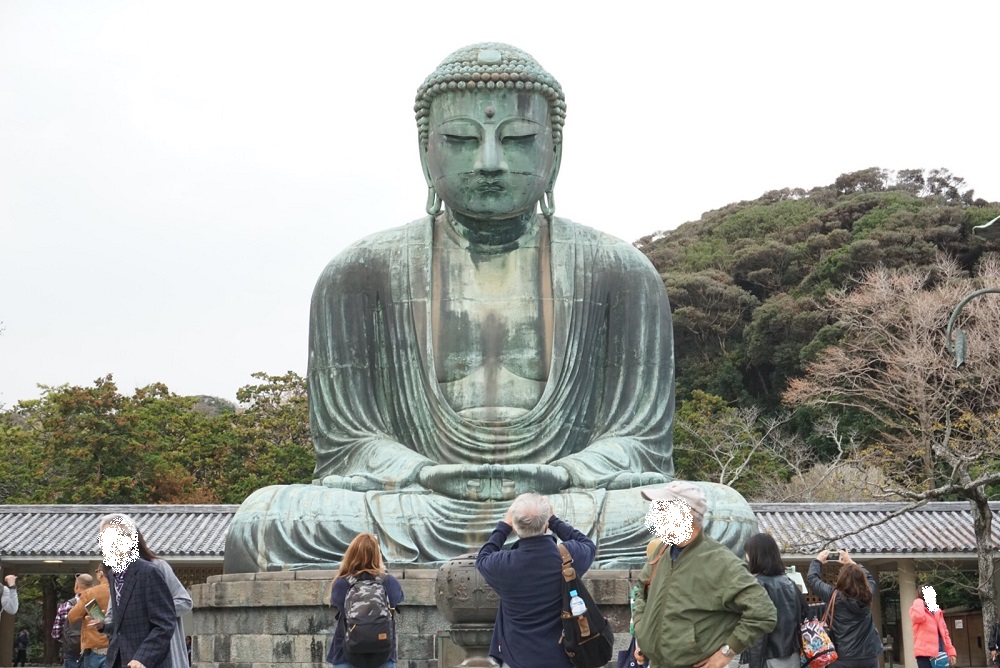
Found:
[327,481,884,668]
[0,488,984,668]
[320,481,975,668]
[1,514,191,668]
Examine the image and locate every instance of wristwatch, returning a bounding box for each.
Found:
[721,645,735,658]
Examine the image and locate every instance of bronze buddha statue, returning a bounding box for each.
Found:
[223,43,756,573]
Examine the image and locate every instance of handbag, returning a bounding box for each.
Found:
[930,653,950,668]
[617,636,649,668]
[930,617,951,668]
[800,594,838,668]
[930,623,950,668]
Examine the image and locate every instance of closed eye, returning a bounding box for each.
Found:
[501,134,536,145]
[443,134,479,144]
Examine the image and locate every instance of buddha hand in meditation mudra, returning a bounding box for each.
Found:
[223,43,757,573]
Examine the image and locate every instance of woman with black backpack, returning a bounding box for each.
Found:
[327,533,404,668]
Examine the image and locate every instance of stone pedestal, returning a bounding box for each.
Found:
[190,569,636,668]
[435,554,500,667]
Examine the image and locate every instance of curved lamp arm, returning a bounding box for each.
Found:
[948,214,1000,367]
[946,289,1000,368]
[972,213,1000,240]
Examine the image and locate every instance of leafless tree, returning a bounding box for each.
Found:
[784,253,1000,649]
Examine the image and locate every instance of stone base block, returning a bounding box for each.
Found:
[190,569,639,667]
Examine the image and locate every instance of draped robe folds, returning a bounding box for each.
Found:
[222,216,758,573]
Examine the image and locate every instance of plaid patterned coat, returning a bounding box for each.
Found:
[106,558,174,668]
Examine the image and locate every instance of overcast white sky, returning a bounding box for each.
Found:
[2,1,998,405]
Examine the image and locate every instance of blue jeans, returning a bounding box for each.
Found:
[81,651,107,668]
[333,663,395,668]
[64,658,82,668]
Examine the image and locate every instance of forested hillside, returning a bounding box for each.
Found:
[638,167,1000,409]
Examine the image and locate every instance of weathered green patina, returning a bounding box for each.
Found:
[223,43,757,573]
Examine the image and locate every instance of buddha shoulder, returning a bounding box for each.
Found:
[552,217,661,274]
[313,218,431,288]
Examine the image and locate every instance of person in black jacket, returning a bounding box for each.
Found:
[806,550,883,668]
[14,627,29,667]
[743,533,807,668]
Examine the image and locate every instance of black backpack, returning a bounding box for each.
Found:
[340,574,395,668]
[62,605,83,660]
[558,544,615,668]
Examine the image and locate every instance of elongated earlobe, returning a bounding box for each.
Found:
[540,189,555,217]
[426,186,442,216]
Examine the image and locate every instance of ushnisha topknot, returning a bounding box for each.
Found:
[415,42,567,149]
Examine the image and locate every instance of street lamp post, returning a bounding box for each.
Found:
[945,214,1000,367]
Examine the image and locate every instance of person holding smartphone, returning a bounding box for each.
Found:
[806,550,884,668]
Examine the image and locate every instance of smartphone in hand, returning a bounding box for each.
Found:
[84,599,106,623]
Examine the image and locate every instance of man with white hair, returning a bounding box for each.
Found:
[476,492,596,668]
[634,482,776,668]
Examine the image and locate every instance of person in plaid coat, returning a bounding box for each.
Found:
[100,517,174,668]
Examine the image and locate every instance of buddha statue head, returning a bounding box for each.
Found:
[415,43,566,224]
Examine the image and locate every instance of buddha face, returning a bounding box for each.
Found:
[424,90,557,221]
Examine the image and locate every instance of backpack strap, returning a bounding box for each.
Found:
[643,541,670,594]
[558,544,577,582]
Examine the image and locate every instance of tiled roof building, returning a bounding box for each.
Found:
[2,501,999,668]
[2,501,998,566]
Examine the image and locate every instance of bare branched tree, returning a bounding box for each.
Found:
[675,405,867,502]
[783,253,1000,651]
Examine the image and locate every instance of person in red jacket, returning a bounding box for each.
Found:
[909,586,957,668]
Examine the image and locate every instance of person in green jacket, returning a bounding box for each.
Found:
[634,482,776,668]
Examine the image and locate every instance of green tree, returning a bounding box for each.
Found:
[0,410,44,503]
[673,390,798,499]
[218,371,313,503]
[742,293,828,405]
[7,376,231,504]
[127,384,236,503]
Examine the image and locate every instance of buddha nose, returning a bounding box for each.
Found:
[474,133,508,175]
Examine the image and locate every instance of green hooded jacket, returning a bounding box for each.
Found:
[634,532,776,668]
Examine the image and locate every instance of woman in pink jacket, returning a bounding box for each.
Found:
[909,586,957,668]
